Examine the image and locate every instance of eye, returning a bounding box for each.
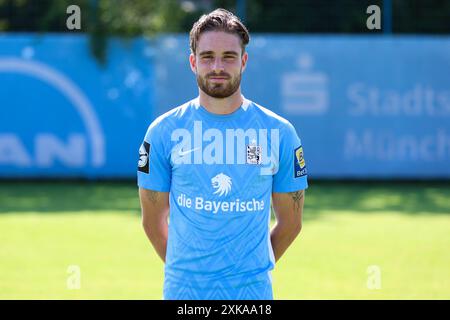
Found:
[224,55,236,60]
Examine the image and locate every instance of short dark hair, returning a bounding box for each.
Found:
[189,8,250,55]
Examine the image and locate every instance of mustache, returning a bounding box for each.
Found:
[206,73,231,79]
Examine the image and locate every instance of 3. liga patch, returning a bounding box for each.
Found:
[138,141,150,173]
[294,145,307,178]
[246,145,262,165]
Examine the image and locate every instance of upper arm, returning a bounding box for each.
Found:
[137,120,172,227]
[139,188,169,224]
[137,121,172,192]
[272,190,305,229]
[272,122,308,193]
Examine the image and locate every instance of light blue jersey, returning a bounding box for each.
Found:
[137,97,308,300]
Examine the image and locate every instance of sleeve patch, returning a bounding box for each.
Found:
[294,145,307,178]
[138,141,150,174]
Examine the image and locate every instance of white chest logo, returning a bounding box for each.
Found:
[211,173,232,197]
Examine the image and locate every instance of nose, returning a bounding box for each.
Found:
[212,57,224,73]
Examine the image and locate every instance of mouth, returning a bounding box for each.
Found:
[208,77,229,83]
[208,74,230,79]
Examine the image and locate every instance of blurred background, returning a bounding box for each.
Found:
[0,0,449,299]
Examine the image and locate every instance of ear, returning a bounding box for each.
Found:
[189,53,197,74]
[241,51,249,73]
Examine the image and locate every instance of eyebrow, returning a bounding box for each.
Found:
[198,50,239,56]
[199,51,214,56]
[223,51,239,56]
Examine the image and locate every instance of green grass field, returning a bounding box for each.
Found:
[1,180,449,299]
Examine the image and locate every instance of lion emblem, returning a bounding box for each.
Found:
[211,173,232,197]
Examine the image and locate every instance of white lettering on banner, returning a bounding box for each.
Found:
[348,83,450,117]
[281,53,329,115]
[0,58,105,168]
[171,121,280,168]
[0,133,86,167]
[177,193,264,214]
[0,134,32,167]
[36,134,86,167]
[344,129,450,162]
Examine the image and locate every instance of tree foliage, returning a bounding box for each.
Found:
[0,0,448,64]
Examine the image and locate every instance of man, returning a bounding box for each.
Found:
[138,8,307,300]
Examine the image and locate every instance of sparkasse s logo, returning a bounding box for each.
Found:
[0,57,105,176]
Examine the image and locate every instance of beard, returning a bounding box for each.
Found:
[196,71,242,99]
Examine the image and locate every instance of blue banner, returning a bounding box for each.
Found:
[0,34,154,177]
[155,35,450,178]
[1,34,449,178]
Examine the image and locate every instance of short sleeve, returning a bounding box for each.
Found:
[137,121,171,192]
[272,122,308,193]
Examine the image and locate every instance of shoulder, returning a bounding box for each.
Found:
[248,99,297,133]
[147,99,195,133]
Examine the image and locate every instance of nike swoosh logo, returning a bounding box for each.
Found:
[178,147,200,156]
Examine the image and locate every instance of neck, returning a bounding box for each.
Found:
[198,89,243,115]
